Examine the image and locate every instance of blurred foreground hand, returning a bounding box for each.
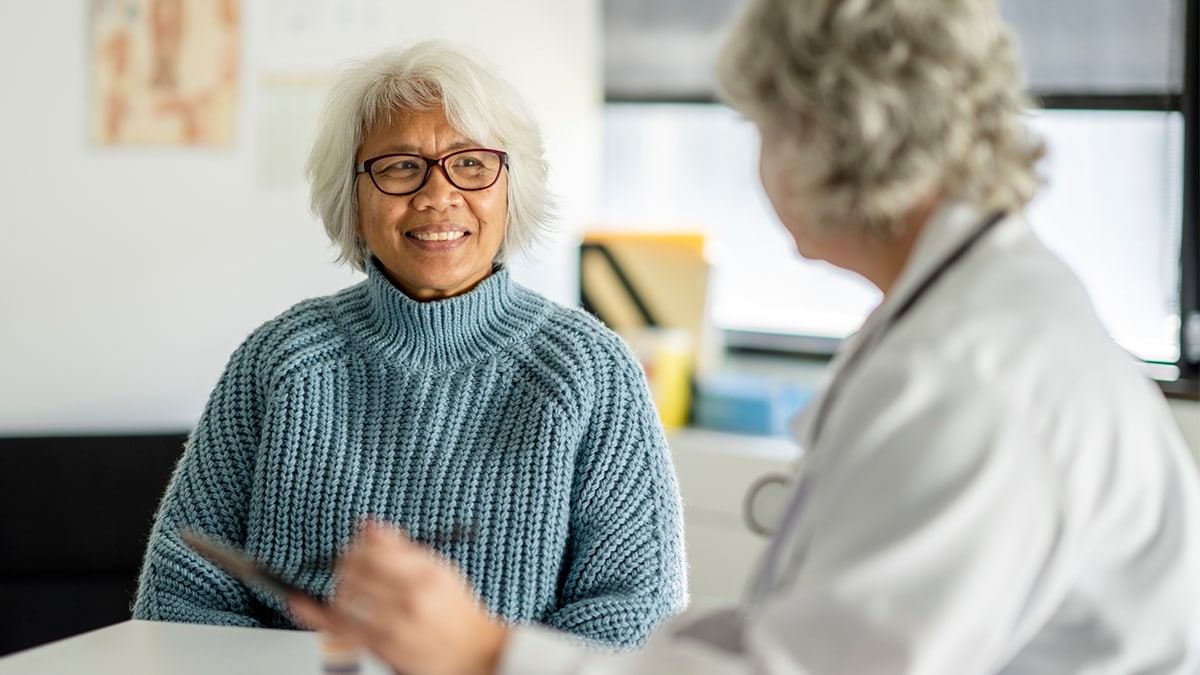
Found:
[289,521,508,675]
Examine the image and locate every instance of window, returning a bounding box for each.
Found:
[599,0,1199,395]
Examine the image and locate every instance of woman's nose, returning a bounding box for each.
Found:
[411,164,463,207]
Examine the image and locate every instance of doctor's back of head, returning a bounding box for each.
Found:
[717,0,1043,243]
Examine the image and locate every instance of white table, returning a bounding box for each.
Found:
[0,619,393,674]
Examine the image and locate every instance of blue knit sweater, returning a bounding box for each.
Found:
[132,263,687,648]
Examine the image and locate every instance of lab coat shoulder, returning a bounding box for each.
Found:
[815,218,1183,562]
[803,219,1200,673]
[834,218,1156,468]
[810,222,1068,500]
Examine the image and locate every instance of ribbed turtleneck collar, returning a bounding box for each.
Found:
[340,260,549,370]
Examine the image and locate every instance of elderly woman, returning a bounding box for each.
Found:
[132,41,687,649]
[291,1,1200,673]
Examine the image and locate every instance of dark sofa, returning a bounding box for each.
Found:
[0,433,187,656]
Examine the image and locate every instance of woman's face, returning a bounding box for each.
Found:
[355,106,508,300]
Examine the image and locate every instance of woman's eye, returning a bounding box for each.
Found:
[379,160,421,174]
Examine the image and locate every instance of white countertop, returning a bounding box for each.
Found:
[0,620,392,675]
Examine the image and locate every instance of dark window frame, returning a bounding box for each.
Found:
[1176,0,1200,398]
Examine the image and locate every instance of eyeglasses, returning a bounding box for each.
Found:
[354,148,508,196]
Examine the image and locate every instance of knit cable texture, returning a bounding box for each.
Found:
[132,264,687,648]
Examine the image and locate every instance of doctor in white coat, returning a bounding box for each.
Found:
[290,0,1200,672]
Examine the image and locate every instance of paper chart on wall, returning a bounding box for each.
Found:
[256,73,331,187]
[254,0,388,187]
[90,0,240,146]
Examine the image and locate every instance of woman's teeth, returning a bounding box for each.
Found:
[411,231,465,241]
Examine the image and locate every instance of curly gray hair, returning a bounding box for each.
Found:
[716,0,1044,237]
[306,41,555,271]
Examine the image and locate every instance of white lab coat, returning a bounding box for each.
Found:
[499,202,1200,674]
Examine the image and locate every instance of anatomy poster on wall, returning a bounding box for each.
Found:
[90,0,239,145]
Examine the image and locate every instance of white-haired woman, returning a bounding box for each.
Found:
[133,41,687,649]
[290,2,1200,673]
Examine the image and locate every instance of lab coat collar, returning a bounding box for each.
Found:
[883,200,998,324]
[788,200,1002,451]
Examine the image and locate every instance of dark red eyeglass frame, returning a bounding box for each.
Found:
[353,148,509,196]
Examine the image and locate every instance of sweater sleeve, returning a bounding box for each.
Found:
[131,338,269,627]
[541,338,688,649]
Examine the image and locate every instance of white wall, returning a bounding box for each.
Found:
[0,1,602,435]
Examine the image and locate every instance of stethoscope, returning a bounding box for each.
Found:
[741,210,1007,605]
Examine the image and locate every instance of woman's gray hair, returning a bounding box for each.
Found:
[306,41,555,271]
[716,0,1045,237]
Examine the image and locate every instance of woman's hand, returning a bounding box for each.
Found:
[289,521,509,675]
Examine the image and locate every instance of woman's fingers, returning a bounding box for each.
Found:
[317,523,438,643]
[288,520,507,674]
[286,525,412,636]
[335,526,427,609]
[288,593,338,633]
